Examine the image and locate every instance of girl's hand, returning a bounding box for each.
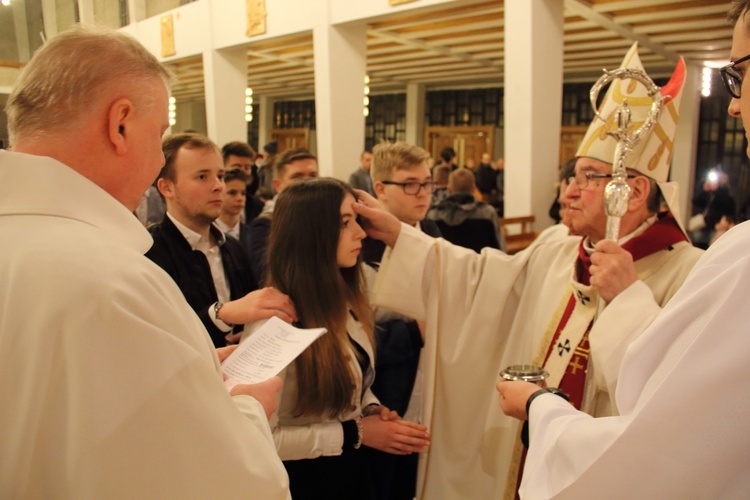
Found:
[360,415,430,455]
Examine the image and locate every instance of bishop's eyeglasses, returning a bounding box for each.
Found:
[720,53,750,99]
[381,180,437,195]
[568,172,636,189]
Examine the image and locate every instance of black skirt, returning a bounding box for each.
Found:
[283,445,376,500]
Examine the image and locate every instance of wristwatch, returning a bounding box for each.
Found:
[526,387,570,418]
[214,301,234,327]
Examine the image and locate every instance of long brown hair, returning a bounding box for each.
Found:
[267,178,374,418]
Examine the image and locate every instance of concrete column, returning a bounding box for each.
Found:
[258,94,276,151]
[76,0,95,24]
[41,0,58,39]
[127,0,146,25]
[313,21,367,179]
[173,101,208,135]
[671,62,701,227]
[405,83,426,147]
[11,0,30,62]
[202,47,248,147]
[504,0,564,227]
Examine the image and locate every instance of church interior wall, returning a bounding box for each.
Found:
[0,0,746,226]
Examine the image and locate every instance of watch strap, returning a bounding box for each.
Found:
[525,388,570,419]
[213,301,234,328]
[521,388,570,449]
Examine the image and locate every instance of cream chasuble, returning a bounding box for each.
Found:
[373,221,702,500]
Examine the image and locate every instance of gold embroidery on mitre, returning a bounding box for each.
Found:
[648,144,666,171]
[598,113,616,140]
[666,100,679,123]
[646,125,673,173]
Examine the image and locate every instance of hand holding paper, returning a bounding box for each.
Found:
[229,376,284,419]
[221,316,327,391]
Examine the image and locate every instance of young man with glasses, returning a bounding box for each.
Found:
[494,4,750,496]
[360,141,441,500]
[352,44,703,499]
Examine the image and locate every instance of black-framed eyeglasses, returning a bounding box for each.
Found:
[381,180,437,195]
[568,172,637,189]
[720,53,750,99]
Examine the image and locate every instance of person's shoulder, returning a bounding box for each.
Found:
[471,201,497,217]
[223,232,251,259]
[146,217,177,243]
[50,230,175,294]
[223,231,243,248]
[527,233,581,260]
[421,218,442,237]
[248,216,271,232]
[145,219,184,261]
[146,221,165,240]
[246,196,265,210]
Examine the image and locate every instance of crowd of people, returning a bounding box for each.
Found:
[3,1,750,497]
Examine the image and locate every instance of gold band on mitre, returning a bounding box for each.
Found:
[576,42,688,237]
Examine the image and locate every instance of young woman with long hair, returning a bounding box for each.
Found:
[250,178,430,499]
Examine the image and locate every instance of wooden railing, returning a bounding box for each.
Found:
[500,215,538,254]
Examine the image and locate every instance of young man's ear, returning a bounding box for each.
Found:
[373,181,386,200]
[157,177,175,201]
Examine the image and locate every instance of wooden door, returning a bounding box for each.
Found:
[424,126,495,167]
[271,128,310,153]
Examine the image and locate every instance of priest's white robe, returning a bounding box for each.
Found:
[0,151,290,498]
[372,223,702,499]
[521,220,750,499]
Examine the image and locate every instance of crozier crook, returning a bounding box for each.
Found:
[589,67,665,241]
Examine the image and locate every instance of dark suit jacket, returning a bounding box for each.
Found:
[237,223,254,260]
[348,168,374,195]
[146,216,258,347]
[247,215,272,287]
[244,195,265,224]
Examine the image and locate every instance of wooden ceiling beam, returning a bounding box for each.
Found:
[588,0,698,14]
[564,0,680,62]
[615,4,727,24]
[368,28,501,70]
[246,49,313,68]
